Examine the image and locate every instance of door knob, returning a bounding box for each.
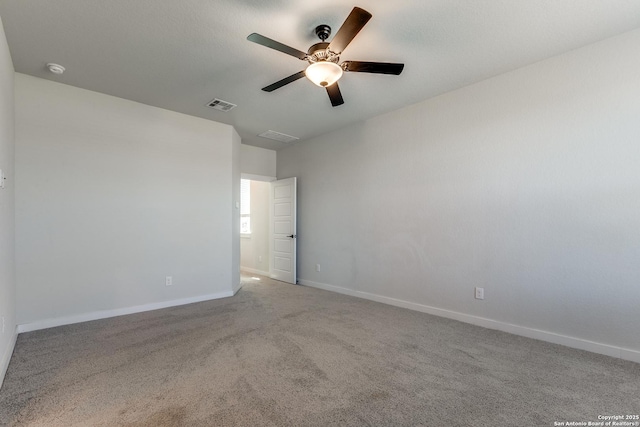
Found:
[287,234,296,238]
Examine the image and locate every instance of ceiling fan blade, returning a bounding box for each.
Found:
[328,7,372,54]
[343,61,405,75]
[247,33,307,60]
[262,70,306,92]
[326,82,344,107]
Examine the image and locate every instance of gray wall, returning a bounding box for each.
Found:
[240,144,276,179]
[0,17,16,386]
[15,74,239,326]
[231,130,241,293]
[277,29,640,359]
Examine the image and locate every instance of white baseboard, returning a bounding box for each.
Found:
[240,267,270,277]
[299,279,640,364]
[0,329,18,390]
[17,291,235,334]
[233,281,243,295]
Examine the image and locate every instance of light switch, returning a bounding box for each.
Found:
[0,169,4,189]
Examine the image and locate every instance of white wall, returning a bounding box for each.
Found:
[277,29,640,361]
[240,180,270,275]
[0,17,16,387]
[240,144,276,180]
[15,74,239,328]
[231,130,241,293]
[239,144,275,277]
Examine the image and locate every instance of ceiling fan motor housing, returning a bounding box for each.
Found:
[307,42,340,64]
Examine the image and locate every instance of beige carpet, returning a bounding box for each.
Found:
[1,274,638,426]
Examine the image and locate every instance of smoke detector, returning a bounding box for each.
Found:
[46,63,65,75]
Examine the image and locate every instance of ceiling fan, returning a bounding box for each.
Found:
[247,7,404,107]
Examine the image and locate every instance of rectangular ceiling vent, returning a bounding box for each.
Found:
[258,130,300,144]
[207,98,237,112]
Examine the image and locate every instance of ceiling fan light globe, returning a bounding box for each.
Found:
[305,62,343,87]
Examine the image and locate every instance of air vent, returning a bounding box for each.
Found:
[258,130,300,144]
[207,98,237,112]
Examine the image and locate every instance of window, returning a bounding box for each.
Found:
[240,179,251,234]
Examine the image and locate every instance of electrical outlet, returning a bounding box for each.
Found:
[258,255,262,263]
[166,276,173,286]
[316,264,321,272]
[475,287,484,300]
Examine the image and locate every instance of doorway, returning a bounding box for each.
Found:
[239,176,297,284]
[240,178,271,277]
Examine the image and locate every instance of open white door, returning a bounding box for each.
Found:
[269,177,297,284]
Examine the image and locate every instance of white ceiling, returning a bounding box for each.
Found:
[1,1,639,150]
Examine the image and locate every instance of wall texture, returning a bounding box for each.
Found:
[15,74,239,327]
[231,130,241,293]
[0,17,16,387]
[277,29,640,360]
[240,180,270,275]
[240,144,276,179]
